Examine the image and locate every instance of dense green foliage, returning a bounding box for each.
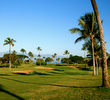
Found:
[45,57,53,63]
[2,54,18,63]
[69,55,84,63]
[61,58,72,64]
[36,62,47,65]
[61,55,84,64]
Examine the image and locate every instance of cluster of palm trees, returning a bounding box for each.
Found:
[69,0,109,87]
[3,38,42,68]
[3,38,69,68]
[70,12,100,75]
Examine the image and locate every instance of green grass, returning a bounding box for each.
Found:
[0,63,110,100]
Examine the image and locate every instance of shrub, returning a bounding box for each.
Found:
[17,59,23,65]
[36,62,47,65]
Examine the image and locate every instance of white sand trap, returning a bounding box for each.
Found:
[13,70,34,74]
[35,66,54,69]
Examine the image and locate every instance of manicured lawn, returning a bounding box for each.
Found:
[0,64,110,100]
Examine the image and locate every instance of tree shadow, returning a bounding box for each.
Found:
[0,84,25,100]
[52,69,64,71]
[0,74,12,76]
[68,77,101,80]
[76,67,92,71]
[13,71,49,75]
[64,72,89,75]
[0,76,100,89]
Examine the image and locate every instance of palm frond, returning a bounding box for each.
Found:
[69,28,81,34]
[75,36,86,44]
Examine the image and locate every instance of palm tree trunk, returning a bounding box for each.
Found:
[84,50,86,68]
[92,40,96,75]
[9,44,11,70]
[91,0,109,87]
[23,53,25,67]
[99,58,101,72]
[39,51,41,66]
[96,56,98,75]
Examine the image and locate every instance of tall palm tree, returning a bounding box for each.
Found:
[20,48,26,66]
[54,53,57,63]
[83,39,101,75]
[70,12,100,75]
[3,37,16,70]
[90,0,109,87]
[56,58,60,63]
[81,46,86,68]
[12,50,17,55]
[37,47,42,66]
[63,50,69,66]
[51,55,54,63]
[28,51,34,66]
[43,57,45,62]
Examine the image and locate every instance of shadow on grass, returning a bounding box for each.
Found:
[53,69,64,71]
[13,71,49,75]
[0,84,25,100]
[49,71,63,74]
[76,67,92,71]
[0,77,100,88]
[0,74,12,76]
[64,72,89,75]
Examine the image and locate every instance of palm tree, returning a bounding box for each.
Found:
[12,50,17,55]
[83,39,101,75]
[90,0,109,87]
[70,12,100,75]
[51,55,54,63]
[81,46,86,68]
[43,57,45,62]
[20,48,26,66]
[37,47,42,66]
[54,53,57,63]
[56,58,60,63]
[3,37,16,70]
[28,51,34,66]
[63,50,69,66]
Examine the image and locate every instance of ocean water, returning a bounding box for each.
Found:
[33,61,61,63]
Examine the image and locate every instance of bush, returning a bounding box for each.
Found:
[17,59,23,65]
[0,63,9,67]
[36,62,47,65]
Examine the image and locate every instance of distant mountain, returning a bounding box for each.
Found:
[0,51,65,61]
[0,51,9,57]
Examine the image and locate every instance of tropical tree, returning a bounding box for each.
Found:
[63,50,69,66]
[56,58,60,63]
[12,50,17,55]
[45,57,53,63]
[54,53,57,63]
[70,12,100,75]
[81,46,86,68]
[51,55,54,63]
[90,0,109,87]
[3,37,16,70]
[28,51,34,65]
[20,48,26,66]
[37,47,42,66]
[43,57,45,62]
[82,39,101,75]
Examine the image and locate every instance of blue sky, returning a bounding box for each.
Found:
[0,0,110,57]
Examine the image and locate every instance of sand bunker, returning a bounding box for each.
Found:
[13,70,34,74]
[35,66,54,69]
